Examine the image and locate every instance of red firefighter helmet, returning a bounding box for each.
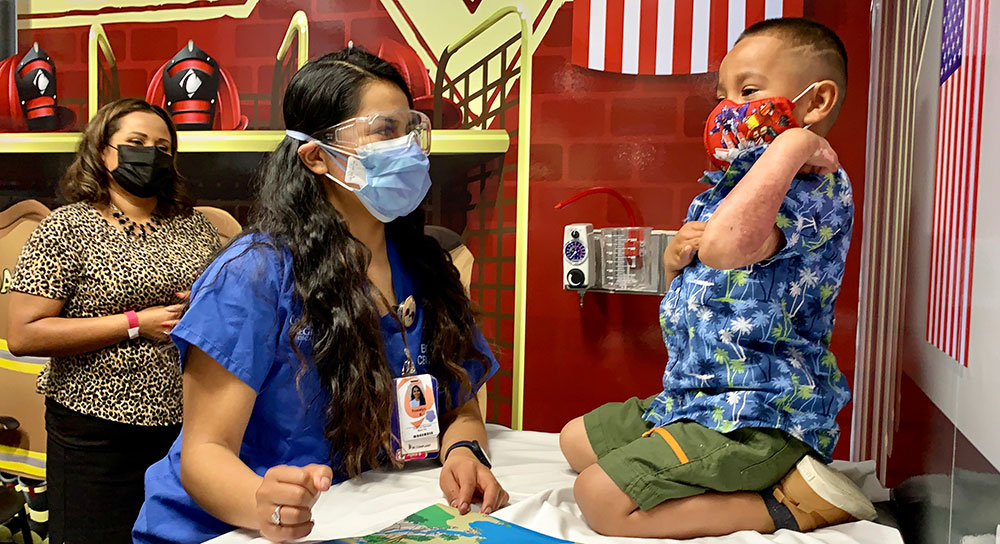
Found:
[375,39,461,129]
[0,43,76,132]
[145,40,247,131]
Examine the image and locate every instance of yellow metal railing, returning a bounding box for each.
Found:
[270,10,310,128]
[511,8,532,432]
[87,23,119,121]
[277,10,309,70]
[438,6,532,429]
[435,8,523,130]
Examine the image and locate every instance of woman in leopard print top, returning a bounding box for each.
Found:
[7,98,220,544]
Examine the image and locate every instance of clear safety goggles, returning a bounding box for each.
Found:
[314,109,431,157]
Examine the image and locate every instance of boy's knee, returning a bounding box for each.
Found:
[558,417,583,452]
[574,466,627,535]
[559,417,594,472]
[573,469,605,529]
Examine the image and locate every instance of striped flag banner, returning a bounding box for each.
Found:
[927,0,991,366]
[571,0,804,75]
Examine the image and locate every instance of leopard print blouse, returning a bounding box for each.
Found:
[11,202,221,426]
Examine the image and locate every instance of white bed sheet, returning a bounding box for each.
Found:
[209,425,903,544]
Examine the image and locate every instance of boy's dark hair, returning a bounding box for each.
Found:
[739,17,848,93]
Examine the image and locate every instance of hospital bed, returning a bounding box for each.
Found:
[209,424,903,544]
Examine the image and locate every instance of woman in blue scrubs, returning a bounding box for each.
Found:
[133,48,504,543]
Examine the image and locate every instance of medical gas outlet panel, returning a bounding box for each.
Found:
[563,223,675,305]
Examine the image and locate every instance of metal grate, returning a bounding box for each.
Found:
[431,15,526,426]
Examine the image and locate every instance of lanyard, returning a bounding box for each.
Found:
[375,289,417,376]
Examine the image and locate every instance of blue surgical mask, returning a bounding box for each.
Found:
[286,130,432,223]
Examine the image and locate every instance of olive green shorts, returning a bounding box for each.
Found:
[583,395,811,511]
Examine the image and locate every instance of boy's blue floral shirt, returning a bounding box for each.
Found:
[643,145,854,460]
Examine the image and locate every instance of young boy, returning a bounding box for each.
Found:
[559,18,877,539]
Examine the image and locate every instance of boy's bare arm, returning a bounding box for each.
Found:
[699,128,838,269]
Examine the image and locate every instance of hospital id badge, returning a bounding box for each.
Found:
[391,374,440,462]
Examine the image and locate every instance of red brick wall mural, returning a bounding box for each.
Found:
[10,0,406,129]
[3,1,871,459]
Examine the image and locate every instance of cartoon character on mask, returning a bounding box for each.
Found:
[705,99,795,170]
[704,83,817,171]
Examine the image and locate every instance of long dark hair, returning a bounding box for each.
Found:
[239,49,488,477]
[61,97,193,217]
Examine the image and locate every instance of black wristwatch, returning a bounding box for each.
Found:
[444,440,492,468]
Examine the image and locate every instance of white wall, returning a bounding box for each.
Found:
[904,0,1000,468]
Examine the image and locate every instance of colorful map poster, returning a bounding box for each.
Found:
[321,504,578,544]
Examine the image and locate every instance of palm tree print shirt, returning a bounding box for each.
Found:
[643,145,854,461]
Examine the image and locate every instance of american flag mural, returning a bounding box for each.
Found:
[927,0,991,366]
[571,0,803,75]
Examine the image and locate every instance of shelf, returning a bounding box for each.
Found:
[0,129,510,155]
[0,133,80,153]
[429,130,509,154]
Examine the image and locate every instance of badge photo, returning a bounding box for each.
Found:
[398,375,435,425]
[392,374,441,462]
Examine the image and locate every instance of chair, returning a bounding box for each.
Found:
[424,225,475,296]
[194,206,242,244]
[0,204,63,542]
[0,200,49,238]
[0,417,33,544]
[424,226,487,422]
[0,201,50,480]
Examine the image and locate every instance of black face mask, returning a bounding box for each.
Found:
[110,145,175,198]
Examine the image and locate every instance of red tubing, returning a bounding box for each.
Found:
[553,187,637,227]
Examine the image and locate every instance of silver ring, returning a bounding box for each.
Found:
[271,504,282,526]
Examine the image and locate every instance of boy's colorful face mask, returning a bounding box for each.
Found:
[703,83,817,170]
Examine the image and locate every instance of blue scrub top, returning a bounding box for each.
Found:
[133,234,498,544]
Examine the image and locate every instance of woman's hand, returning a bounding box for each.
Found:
[255,464,333,542]
[136,291,189,341]
[440,449,508,516]
[136,303,184,341]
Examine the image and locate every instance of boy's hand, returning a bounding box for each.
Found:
[664,221,707,273]
[800,137,839,175]
[785,129,839,175]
